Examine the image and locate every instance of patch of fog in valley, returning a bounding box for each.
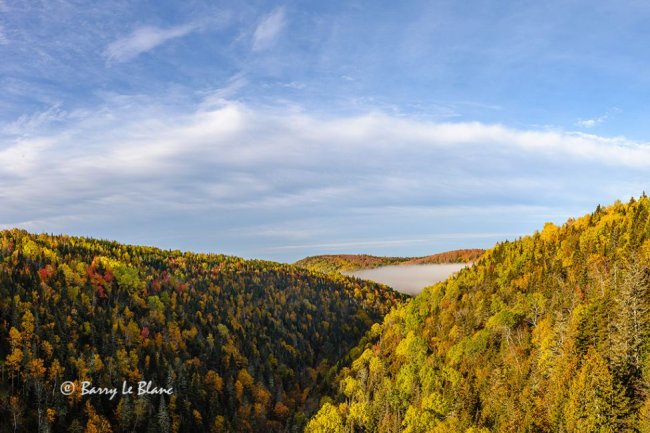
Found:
[344,263,468,296]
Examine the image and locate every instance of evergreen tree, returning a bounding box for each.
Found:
[158,396,170,433]
[564,348,617,433]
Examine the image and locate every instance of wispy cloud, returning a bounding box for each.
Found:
[575,108,621,129]
[252,7,286,52]
[265,232,521,252]
[281,81,306,89]
[576,115,608,128]
[104,23,199,63]
[1,104,68,135]
[200,74,248,108]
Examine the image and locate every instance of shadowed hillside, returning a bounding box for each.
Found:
[0,230,406,433]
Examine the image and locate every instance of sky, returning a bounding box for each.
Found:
[2,0,650,262]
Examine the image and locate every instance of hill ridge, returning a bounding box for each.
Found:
[295,249,485,274]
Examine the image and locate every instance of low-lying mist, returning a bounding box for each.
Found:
[344,263,467,296]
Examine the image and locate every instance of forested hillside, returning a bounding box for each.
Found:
[0,230,406,433]
[403,249,484,265]
[307,196,650,433]
[295,255,410,273]
[295,250,484,274]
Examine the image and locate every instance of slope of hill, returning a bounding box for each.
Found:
[307,196,650,433]
[0,230,406,433]
[294,249,484,274]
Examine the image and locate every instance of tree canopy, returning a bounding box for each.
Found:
[0,230,406,433]
[295,250,484,274]
[308,196,650,433]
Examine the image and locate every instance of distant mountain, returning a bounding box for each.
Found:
[306,196,650,433]
[294,249,484,273]
[294,255,410,273]
[0,230,407,433]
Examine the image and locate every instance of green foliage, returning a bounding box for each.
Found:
[309,195,650,432]
[0,230,406,433]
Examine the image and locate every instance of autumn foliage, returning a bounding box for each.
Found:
[295,249,484,274]
[308,196,650,432]
[0,230,406,432]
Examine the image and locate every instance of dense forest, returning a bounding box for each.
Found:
[6,195,650,433]
[0,230,407,433]
[307,196,650,432]
[402,249,485,266]
[295,250,484,274]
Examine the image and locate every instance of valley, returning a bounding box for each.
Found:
[0,230,405,433]
[2,197,650,432]
[343,263,467,295]
[4,2,644,431]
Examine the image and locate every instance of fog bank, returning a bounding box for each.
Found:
[344,263,467,296]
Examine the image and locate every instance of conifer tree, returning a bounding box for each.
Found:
[158,396,171,433]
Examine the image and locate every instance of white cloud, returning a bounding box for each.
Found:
[1,96,647,259]
[575,108,621,129]
[252,8,286,51]
[576,115,607,128]
[104,23,199,63]
[2,99,649,211]
[1,104,68,135]
[0,136,55,174]
[200,74,248,108]
[282,81,306,89]
[264,231,521,252]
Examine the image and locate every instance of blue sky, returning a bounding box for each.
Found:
[2,0,650,262]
